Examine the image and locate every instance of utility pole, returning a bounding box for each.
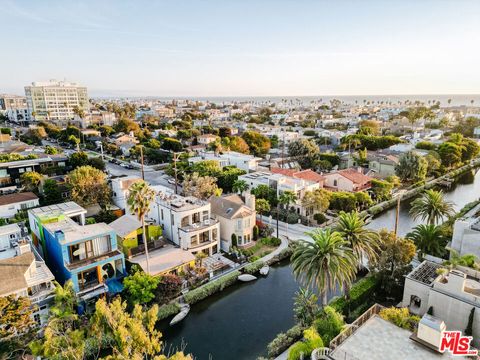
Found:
[140,145,145,180]
[281,129,285,169]
[173,152,179,195]
[99,143,104,160]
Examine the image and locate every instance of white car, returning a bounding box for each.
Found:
[168,179,176,185]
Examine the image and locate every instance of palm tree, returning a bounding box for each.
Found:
[232,179,248,194]
[406,224,445,260]
[291,229,356,305]
[335,211,380,266]
[279,190,297,238]
[409,189,454,225]
[443,247,480,270]
[127,180,156,274]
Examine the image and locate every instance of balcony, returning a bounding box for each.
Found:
[179,218,219,233]
[65,249,123,270]
[126,238,167,259]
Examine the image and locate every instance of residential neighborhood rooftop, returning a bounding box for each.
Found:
[0,191,38,206]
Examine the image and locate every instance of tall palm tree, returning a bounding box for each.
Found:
[279,190,297,238]
[335,211,380,266]
[409,189,454,225]
[291,229,356,305]
[127,180,156,274]
[232,179,248,194]
[406,224,445,260]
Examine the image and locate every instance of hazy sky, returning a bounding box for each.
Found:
[2,0,480,97]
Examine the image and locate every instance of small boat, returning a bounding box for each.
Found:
[170,304,190,326]
[238,274,257,282]
[259,265,270,276]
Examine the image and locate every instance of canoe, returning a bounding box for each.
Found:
[238,274,257,282]
[259,265,270,276]
[170,304,190,326]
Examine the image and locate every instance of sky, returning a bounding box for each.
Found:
[2,0,480,97]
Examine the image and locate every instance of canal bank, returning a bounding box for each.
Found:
[159,165,480,360]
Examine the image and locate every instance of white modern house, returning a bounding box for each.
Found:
[188,150,262,173]
[209,193,256,251]
[401,260,480,347]
[0,223,55,326]
[451,202,480,258]
[147,190,220,256]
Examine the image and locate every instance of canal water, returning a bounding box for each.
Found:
[161,169,480,360]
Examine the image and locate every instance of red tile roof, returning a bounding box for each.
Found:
[271,168,325,184]
[338,169,372,184]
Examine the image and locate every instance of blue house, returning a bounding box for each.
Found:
[31,204,126,310]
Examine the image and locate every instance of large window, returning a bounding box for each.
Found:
[78,267,99,290]
[69,240,94,263]
[192,212,201,223]
[199,231,210,244]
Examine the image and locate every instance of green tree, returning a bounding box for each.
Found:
[301,189,331,225]
[68,165,111,207]
[293,288,319,327]
[395,151,428,182]
[370,230,416,294]
[0,295,35,339]
[161,137,183,152]
[20,171,43,193]
[217,166,246,193]
[191,160,222,177]
[251,184,278,206]
[182,173,221,200]
[42,179,63,205]
[443,247,480,270]
[69,151,89,169]
[44,145,58,154]
[232,179,249,194]
[255,198,271,217]
[128,180,156,274]
[279,190,298,237]
[241,131,271,156]
[370,178,393,202]
[287,139,320,169]
[409,189,454,225]
[437,142,463,168]
[123,271,160,305]
[291,229,356,305]
[313,306,345,345]
[406,224,446,259]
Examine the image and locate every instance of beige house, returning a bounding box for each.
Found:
[197,134,218,145]
[323,168,372,192]
[209,193,256,251]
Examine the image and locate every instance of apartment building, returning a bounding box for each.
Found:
[0,94,27,110]
[210,193,256,251]
[24,80,89,124]
[401,260,480,347]
[0,223,55,325]
[28,202,126,310]
[147,190,220,256]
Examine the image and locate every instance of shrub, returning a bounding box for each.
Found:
[244,260,265,274]
[248,255,261,262]
[313,213,326,224]
[253,225,259,240]
[267,245,294,265]
[267,324,306,359]
[156,273,182,302]
[231,233,238,247]
[260,237,281,247]
[157,302,181,320]
[329,276,379,315]
[379,307,420,331]
[184,270,240,305]
[313,306,344,345]
[287,342,311,360]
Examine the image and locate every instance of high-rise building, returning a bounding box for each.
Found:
[24,80,89,125]
[0,94,27,110]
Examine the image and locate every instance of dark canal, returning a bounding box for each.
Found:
[161,169,480,360]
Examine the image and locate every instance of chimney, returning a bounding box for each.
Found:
[16,239,31,256]
[244,192,255,211]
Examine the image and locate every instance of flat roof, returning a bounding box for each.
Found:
[129,244,195,275]
[331,316,467,360]
[0,223,21,236]
[29,201,86,218]
[43,217,113,244]
[407,260,443,285]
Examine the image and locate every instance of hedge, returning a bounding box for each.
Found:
[266,324,305,359]
[184,270,241,305]
[157,302,181,320]
[329,276,379,315]
[244,260,265,274]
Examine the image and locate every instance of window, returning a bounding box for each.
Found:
[192,212,201,223]
[245,218,251,228]
[333,179,338,187]
[236,220,242,231]
[199,231,210,244]
[202,210,209,221]
[78,267,99,290]
[191,235,198,246]
[181,216,189,227]
[161,209,164,220]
